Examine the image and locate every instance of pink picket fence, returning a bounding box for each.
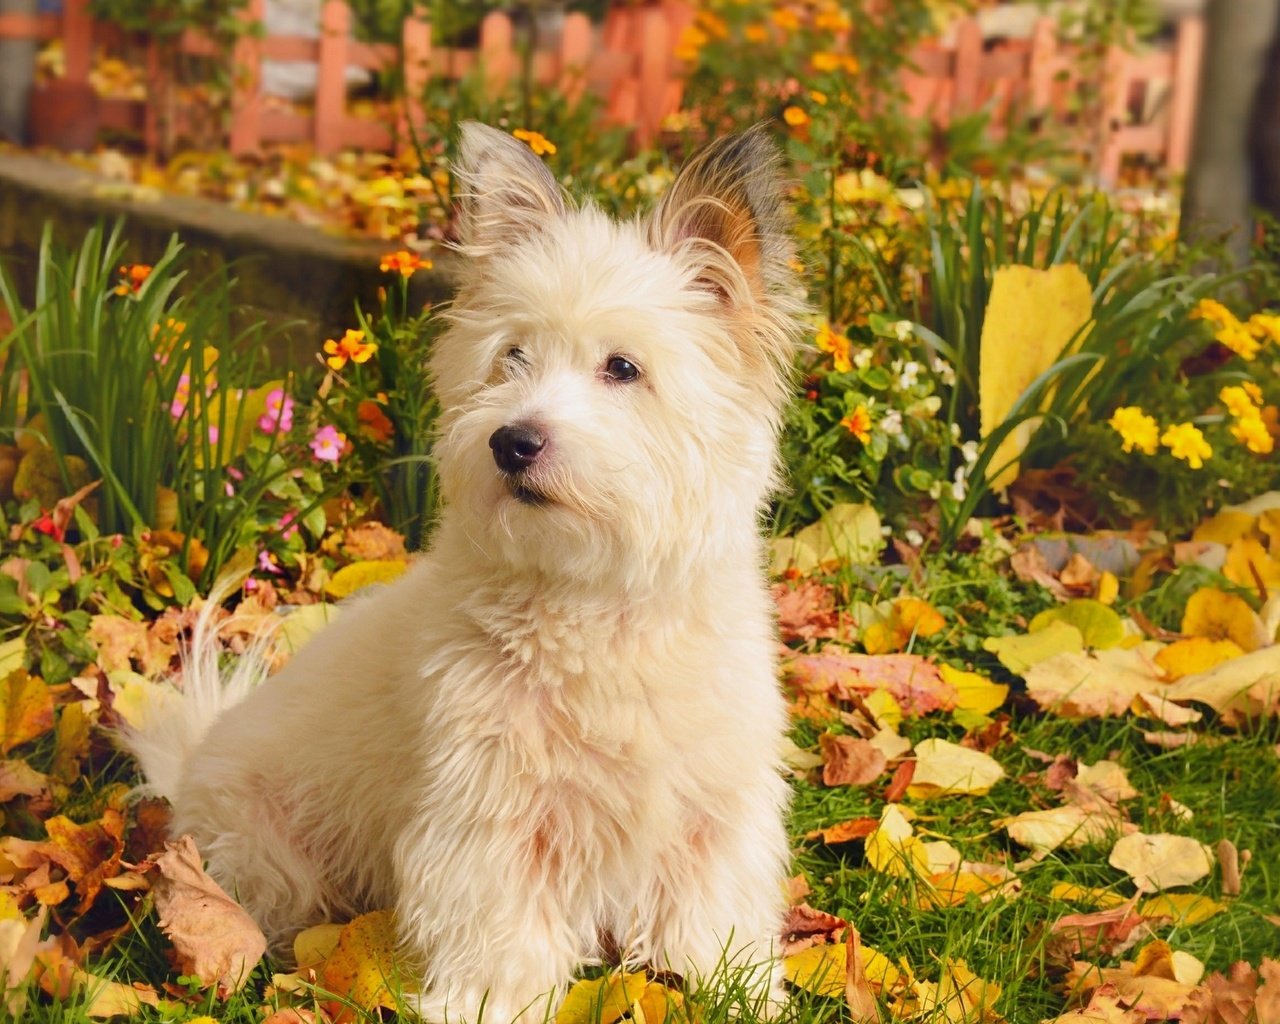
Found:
[1,0,1205,186]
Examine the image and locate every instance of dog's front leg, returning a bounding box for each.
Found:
[394,822,587,1024]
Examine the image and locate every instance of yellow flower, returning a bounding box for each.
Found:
[743,23,768,43]
[1107,406,1159,456]
[1248,312,1280,345]
[816,322,852,372]
[809,89,828,105]
[1243,381,1264,405]
[813,5,852,31]
[512,128,556,157]
[770,7,801,31]
[323,328,378,371]
[694,10,728,38]
[1160,422,1212,469]
[379,249,432,278]
[1190,298,1236,327]
[1219,385,1259,420]
[840,405,873,443]
[674,24,707,61]
[811,51,858,74]
[1215,321,1261,361]
[783,106,810,128]
[1231,414,1274,454]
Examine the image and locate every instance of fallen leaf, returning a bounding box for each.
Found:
[324,559,409,599]
[0,670,54,754]
[1074,761,1138,804]
[294,922,345,969]
[557,971,684,1024]
[899,958,1003,1023]
[321,909,401,1020]
[1023,645,1165,718]
[794,503,883,569]
[1181,589,1267,652]
[1046,900,1149,962]
[1162,645,1280,721]
[1155,638,1245,681]
[0,759,49,802]
[783,650,953,717]
[1030,600,1126,650]
[1108,833,1214,893]
[772,580,851,642]
[805,818,879,845]
[783,936,905,998]
[1139,893,1225,925]
[985,621,1085,674]
[1049,883,1127,908]
[1041,984,1146,1024]
[0,906,45,1016]
[1010,545,1071,600]
[940,664,1009,717]
[1065,941,1204,1019]
[781,902,847,955]
[36,940,164,1018]
[845,923,877,1021]
[865,804,961,877]
[152,834,267,996]
[52,701,92,784]
[339,522,408,562]
[1223,537,1280,593]
[820,733,888,787]
[907,738,1005,797]
[1181,958,1280,1024]
[920,862,1021,909]
[1217,839,1242,897]
[42,810,126,915]
[1001,805,1134,856]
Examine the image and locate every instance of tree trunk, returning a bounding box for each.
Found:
[1180,0,1280,264]
[1250,14,1280,220]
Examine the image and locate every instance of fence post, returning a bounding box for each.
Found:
[1166,15,1204,175]
[951,17,982,120]
[315,0,349,154]
[1096,40,1130,186]
[634,6,669,149]
[229,0,264,156]
[400,12,431,147]
[480,11,513,99]
[62,0,91,83]
[1028,16,1056,112]
[558,11,591,104]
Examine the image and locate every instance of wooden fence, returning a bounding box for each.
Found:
[0,0,1204,186]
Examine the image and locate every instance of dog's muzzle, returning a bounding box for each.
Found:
[489,423,550,505]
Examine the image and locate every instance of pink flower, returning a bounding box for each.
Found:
[257,549,283,575]
[171,373,191,418]
[278,510,298,540]
[258,388,295,435]
[310,424,346,463]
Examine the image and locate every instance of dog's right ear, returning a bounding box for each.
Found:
[453,122,566,258]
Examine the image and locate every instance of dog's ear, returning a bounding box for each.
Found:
[453,121,566,257]
[649,124,794,308]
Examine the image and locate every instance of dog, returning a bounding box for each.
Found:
[124,121,805,1023]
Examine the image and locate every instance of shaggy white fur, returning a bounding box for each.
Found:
[122,121,805,1024]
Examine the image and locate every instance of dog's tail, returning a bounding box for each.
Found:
[118,587,270,802]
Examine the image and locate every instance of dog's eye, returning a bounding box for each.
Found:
[604,356,640,383]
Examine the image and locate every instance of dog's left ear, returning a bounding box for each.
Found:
[453,121,566,258]
[649,126,801,395]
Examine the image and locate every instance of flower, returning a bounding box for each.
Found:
[278,511,299,541]
[896,360,921,389]
[880,409,904,436]
[357,399,395,443]
[783,106,809,128]
[257,388,295,434]
[813,6,852,32]
[1160,422,1212,468]
[257,549,283,576]
[815,322,852,372]
[743,23,768,43]
[379,250,432,278]
[1108,406,1159,455]
[1249,312,1280,345]
[170,373,191,419]
[512,128,556,157]
[1215,321,1261,361]
[1219,385,1259,421]
[840,405,872,443]
[1231,415,1274,454]
[811,51,858,74]
[808,89,828,106]
[323,329,378,371]
[113,263,152,296]
[931,356,956,386]
[310,425,347,463]
[1190,298,1235,327]
[769,7,801,31]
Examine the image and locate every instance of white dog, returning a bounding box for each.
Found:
[125,121,804,1023]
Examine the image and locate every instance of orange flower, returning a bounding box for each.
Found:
[743,23,769,43]
[379,250,432,278]
[783,106,810,128]
[769,7,801,31]
[816,322,852,372]
[840,405,872,443]
[114,263,152,296]
[512,128,556,157]
[357,399,395,443]
[323,328,378,371]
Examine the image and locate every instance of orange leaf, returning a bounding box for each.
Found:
[321,909,403,1021]
[0,670,54,755]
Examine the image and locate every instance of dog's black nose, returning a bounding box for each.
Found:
[489,424,547,474]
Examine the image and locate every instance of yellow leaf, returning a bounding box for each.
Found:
[1224,537,1280,592]
[321,910,402,1018]
[1181,588,1266,652]
[1023,645,1166,718]
[276,603,339,656]
[900,959,1003,1024]
[1154,638,1244,681]
[784,942,847,998]
[865,804,960,877]
[939,664,1008,716]
[907,738,1006,798]
[1109,833,1214,893]
[294,922,344,969]
[1097,571,1120,606]
[919,862,1020,909]
[1191,510,1257,546]
[558,972,650,1024]
[52,701,91,784]
[1161,644,1280,720]
[862,688,903,728]
[325,560,409,599]
[1138,893,1225,925]
[1001,805,1131,855]
[979,264,1093,488]
[1049,882,1127,907]
[0,670,54,755]
[1030,600,1125,650]
[769,537,820,577]
[983,621,1084,674]
[0,639,23,679]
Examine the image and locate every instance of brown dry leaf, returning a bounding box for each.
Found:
[1065,942,1205,1020]
[1108,833,1214,893]
[785,874,812,905]
[820,733,888,787]
[1,670,54,754]
[898,958,1003,1023]
[125,798,173,863]
[321,909,401,1020]
[42,809,126,915]
[1074,761,1138,804]
[1163,646,1280,722]
[845,922,878,1022]
[1001,805,1135,857]
[1023,645,1166,718]
[0,906,45,1016]
[87,615,178,677]
[782,903,848,956]
[1045,901,1150,963]
[1181,958,1280,1024]
[340,522,408,562]
[782,650,954,717]
[36,939,163,1018]
[1041,984,1146,1024]
[908,739,1005,798]
[0,758,49,802]
[772,581,851,643]
[152,834,267,996]
[805,817,879,846]
[1010,545,1072,601]
[1131,693,1203,727]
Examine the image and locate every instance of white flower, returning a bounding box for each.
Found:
[880,409,904,436]
[891,320,914,342]
[928,480,942,500]
[951,465,968,501]
[880,524,893,537]
[930,356,956,386]
[960,440,979,465]
[905,528,924,547]
[853,347,874,370]
[950,423,962,440]
[898,361,921,389]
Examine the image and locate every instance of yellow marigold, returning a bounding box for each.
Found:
[674,24,707,61]
[1160,422,1212,469]
[512,128,556,156]
[813,5,852,31]
[1219,385,1259,420]
[809,89,828,105]
[1190,297,1237,328]
[840,405,873,443]
[1215,321,1261,361]
[743,23,768,43]
[816,322,852,372]
[811,51,858,74]
[783,106,810,128]
[1231,414,1274,454]
[695,10,728,37]
[379,249,432,278]
[1107,406,1159,456]
[323,328,378,371]
[770,6,801,31]
[1244,381,1264,405]
[1248,312,1280,345]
